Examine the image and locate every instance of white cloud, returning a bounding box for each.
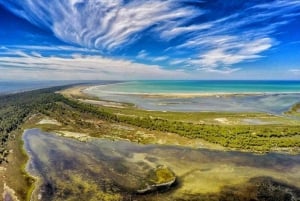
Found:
[136,50,168,63]
[6,0,197,51]
[159,23,212,40]
[152,56,169,62]
[31,51,42,58]
[191,37,273,68]
[289,69,300,74]
[0,51,186,80]
[197,67,241,74]
[164,0,299,71]
[6,45,98,53]
[169,59,187,66]
[168,37,272,73]
[1,0,300,75]
[137,50,148,59]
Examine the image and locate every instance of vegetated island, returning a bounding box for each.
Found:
[0,84,300,201]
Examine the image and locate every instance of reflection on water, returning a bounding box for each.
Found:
[85,86,300,114]
[24,129,300,201]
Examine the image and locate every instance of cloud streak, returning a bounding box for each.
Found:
[164,0,300,72]
[1,0,300,75]
[1,0,199,51]
[0,47,186,80]
[289,69,300,74]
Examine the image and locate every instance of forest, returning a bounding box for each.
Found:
[0,86,65,163]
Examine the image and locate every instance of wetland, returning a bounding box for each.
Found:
[23,128,300,201]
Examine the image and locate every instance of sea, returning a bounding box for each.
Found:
[0,81,56,95]
[85,80,300,114]
[0,80,119,95]
[87,80,300,94]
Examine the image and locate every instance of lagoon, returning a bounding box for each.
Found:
[23,129,300,201]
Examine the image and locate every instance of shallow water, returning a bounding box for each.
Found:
[23,129,300,200]
[86,87,300,114]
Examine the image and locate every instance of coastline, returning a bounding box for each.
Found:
[67,83,300,99]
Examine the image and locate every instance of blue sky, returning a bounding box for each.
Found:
[0,0,299,80]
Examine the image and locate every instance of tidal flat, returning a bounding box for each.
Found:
[84,90,300,114]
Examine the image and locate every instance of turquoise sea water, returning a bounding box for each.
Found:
[90,80,300,94]
[85,80,300,114]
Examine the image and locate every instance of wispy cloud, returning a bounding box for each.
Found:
[152,56,169,62]
[0,49,186,80]
[188,37,272,68]
[5,45,98,53]
[289,69,300,74]
[137,50,148,59]
[1,0,198,50]
[164,0,300,72]
[1,0,300,75]
[197,67,241,74]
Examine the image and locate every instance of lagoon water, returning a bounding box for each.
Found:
[23,129,300,201]
[85,80,300,114]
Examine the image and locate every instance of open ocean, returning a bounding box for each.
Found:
[0,80,80,95]
[89,80,300,94]
[0,80,122,95]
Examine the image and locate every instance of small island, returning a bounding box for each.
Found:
[137,165,176,194]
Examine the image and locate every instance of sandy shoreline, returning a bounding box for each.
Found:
[58,85,92,98]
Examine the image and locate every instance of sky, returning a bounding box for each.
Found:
[0,0,299,80]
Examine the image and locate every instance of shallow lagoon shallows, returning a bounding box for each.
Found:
[24,129,300,200]
[84,80,300,114]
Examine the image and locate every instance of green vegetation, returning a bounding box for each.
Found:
[0,86,67,163]
[2,129,35,201]
[137,165,176,194]
[148,165,176,185]
[285,102,300,117]
[57,97,300,152]
[50,174,121,201]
